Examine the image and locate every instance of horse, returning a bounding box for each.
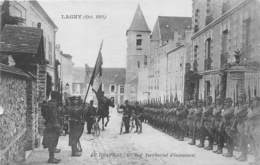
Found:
[97,97,115,130]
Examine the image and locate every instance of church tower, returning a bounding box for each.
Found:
[125,5,151,101]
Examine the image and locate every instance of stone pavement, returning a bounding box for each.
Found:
[23,109,252,165]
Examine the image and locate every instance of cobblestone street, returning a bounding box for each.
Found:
[23,109,252,165]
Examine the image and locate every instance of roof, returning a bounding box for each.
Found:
[0,25,43,55]
[0,63,31,78]
[85,67,126,85]
[152,16,192,41]
[127,5,150,33]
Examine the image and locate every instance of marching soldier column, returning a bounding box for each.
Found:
[142,94,260,165]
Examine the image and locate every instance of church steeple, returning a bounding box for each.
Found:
[127,4,150,34]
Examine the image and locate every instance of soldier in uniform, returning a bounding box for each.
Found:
[247,97,260,165]
[189,100,203,145]
[42,91,61,164]
[85,100,97,134]
[212,97,224,154]
[197,96,214,150]
[176,103,188,141]
[68,96,85,157]
[133,101,144,133]
[234,93,249,161]
[222,98,235,157]
[120,100,133,133]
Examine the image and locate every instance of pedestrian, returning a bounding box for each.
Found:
[42,91,61,164]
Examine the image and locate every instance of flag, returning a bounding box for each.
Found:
[90,41,103,93]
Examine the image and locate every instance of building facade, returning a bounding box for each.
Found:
[56,44,73,99]
[7,0,58,92]
[127,6,193,103]
[191,0,260,102]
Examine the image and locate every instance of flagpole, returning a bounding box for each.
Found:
[83,40,103,105]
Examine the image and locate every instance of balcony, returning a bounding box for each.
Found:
[204,57,212,71]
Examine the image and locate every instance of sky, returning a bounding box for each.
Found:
[39,0,192,68]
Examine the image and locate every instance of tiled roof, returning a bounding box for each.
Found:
[153,16,192,41]
[127,5,150,33]
[0,25,43,55]
[85,67,126,85]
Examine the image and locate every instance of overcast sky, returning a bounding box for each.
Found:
[39,0,192,68]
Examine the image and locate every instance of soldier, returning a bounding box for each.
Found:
[85,100,97,134]
[120,100,133,133]
[247,97,260,165]
[133,101,144,133]
[234,93,249,161]
[68,96,85,157]
[42,91,61,164]
[187,101,196,139]
[197,96,214,150]
[222,98,235,157]
[176,103,188,141]
[189,100,202,145]
[212,97,224,154]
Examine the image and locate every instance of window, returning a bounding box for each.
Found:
[194,45,198,58]
[48,41,53,65]
[110,85,115,93]
[137,61,140,68]
[205,38,211,59]
[136,39,142,46]
[144,55,147,65]
[120,85,124,94]
[242,18,251,56]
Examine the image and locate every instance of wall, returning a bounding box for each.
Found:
[0,64,38,165]
[192,0,260,100]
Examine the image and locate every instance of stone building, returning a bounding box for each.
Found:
[85,66,126,105]
[125,5,151,102]
[0,25,45,164]
[191,0,260,102]
[148,16,192,103]
[0,0,58,93]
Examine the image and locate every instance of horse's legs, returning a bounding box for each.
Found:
[102,117,105,130]
[105,116,110,127]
